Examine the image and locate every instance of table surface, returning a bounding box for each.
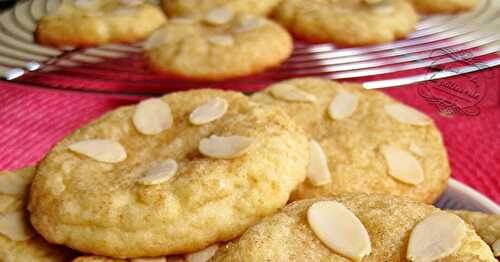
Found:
[0,67,499,203]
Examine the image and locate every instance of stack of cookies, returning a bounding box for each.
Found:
[34,0,480,81]
[1,78,499,261]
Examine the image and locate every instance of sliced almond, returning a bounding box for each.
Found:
[492,239,500,257]
[307,140,332,186]
[384,104,431,126]
[186,244,219,262]
[409,143,424,157]
[307,201,371,261]
[133,98,173,135]
[137,159,178,186]
[0,211,34,241]
[0,168,34,196]
[370,3,395,14]
[207,34,234,47]
[111,6,138,15]
[199,135,254,159]
[204,7,234,25]
[144,29,169,50]
[119,0,144,5]
[407,212,466,261]
[270,83,316,103]
[131,258,167,262]
[190,97,229,125]
[233,16,263,33]
[380,145,424,185]
[74,0,97,8]
[328,90,359,120]
[68,139,127,163]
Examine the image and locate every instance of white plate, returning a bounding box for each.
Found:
[435,178,500,214]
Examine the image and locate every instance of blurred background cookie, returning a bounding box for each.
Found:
[408,0,479,13]
[163,0,281,17]
[144,10,292,80]
[272,0,418,46]
[0,167,75,262]
[211,194,496,261]
[36,0,166,47]
[29,89,308,258]
[253,78,450,204]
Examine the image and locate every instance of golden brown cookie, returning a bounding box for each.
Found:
[211,194,496,261]
[272,0,418,46]
[36,0,166,48]
[144,11,292,81]
[408,0,479,13]
[29,89,308,258]
[163,0,282,17]
[0,167,75,262]
[451,210,500,257]
[252,78,450,204]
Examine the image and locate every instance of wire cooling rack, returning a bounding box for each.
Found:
[0,0,499,95]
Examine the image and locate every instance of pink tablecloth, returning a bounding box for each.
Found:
[0,70,499,203]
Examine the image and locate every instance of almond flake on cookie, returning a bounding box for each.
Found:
[307,201,371,261]
[233,16,263,33]
[204,6,234,25]
[409,143,425,157]
[207,34,235,46]
[144,29,169,50]
[270,83,316,102]
[190,97,229,125]
[380,145,424,185]
[307,140,332,186]
[492,239,500,257]
[186,244,219,262]
[370,2,395,14]
[68,139,127,163]
[74,0,97,8]
[407,212,466,261]
[0,210,35,241]
[199,135,254,159]
[137,159,178,186]
[328,90,359,120]
[0,169,33,196]
[384,104,431,126]
[133,98,173,135]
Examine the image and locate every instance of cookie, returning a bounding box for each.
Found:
[0,167,75,262]
[211,194,497,261]
[163,0,282,17]
[144,11,293,81]
[451,211,500,257]
[36,0,167,48]
[408,0,478,13]
[252,78,450,204]
[29,89,308,258]
[272,0,418,46]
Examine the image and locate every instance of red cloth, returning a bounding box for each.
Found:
[0,68,499,203]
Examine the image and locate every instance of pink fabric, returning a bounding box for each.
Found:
[0,68,499,203]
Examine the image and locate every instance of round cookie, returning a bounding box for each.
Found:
[0,167,75,262]
[144,12,293,81]
[252,78,450,204]
[211,194,497,261]
[272,0,418,46]
[451,210,500,257]
[163,0,282,17]
[36,0,167,48]
[29,89,308,258]
[408,0,478,13]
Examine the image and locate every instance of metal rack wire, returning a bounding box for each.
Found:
[0,0,499,95]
